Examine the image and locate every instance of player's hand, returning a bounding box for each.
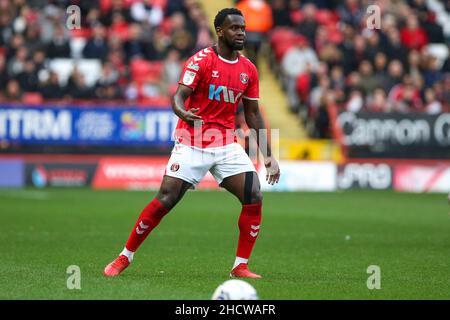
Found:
[264,156,280,185]
[181,108,204,126]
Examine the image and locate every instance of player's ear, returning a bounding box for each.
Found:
[216,27,223,38]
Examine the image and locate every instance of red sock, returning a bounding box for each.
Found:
[125,198,169,252]
[236,203,262,260]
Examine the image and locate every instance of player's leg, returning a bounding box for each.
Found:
[123,176,192,254]
[103,176,192,277]
[220,171,263,279]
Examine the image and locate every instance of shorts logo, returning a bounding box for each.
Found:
[170,163,180,172]
[240,73,249,84]
[183,71,196,85]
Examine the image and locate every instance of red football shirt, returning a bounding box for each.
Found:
[175,46,259,148]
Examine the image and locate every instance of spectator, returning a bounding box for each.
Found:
[191,12,214,52]
[32,49,47,73]
[342,35,367,75]
[400,15,428,50]
[0,54,8,86]
[142,77,165,99]
[382,28,409,66]
[100,0,131,27]
[359,60,378,95]
[95,62,119,89]
[110,12,130,42]
[39,70,64,100]
[424,87,442,114]
[168,12,195,59]
[16,59,39,92]
[236,0,273,68]
[388,75,423,112]
[423,55,444,88]
[346,88,364,113]
[421,12,445,43]
[4,79,22,101]
[373,52,388,84]
[83,23,109,60]
[406,50,422,79]
[383,59,404,93]
[313,92,332,138]
[7,46,28,78]
[366,87,390,112]
[281,38,319,111]
[329,65,345,101]
[130,0,163,28]
[337,0,364,27]
[124,80,139,101]
[46,25,71,58]
[66,68,94,99]
[309,76,330,114]
[271,0,293,27]
[296,3,318,46]
[163,49,182,90]
[123,23,147,62]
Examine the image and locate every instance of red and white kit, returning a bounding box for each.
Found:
[166,46,260,186]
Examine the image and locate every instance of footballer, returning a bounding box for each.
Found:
[104,8,280,279]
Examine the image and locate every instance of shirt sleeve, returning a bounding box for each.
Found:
[178,51,207,90]
[243,63,259,100]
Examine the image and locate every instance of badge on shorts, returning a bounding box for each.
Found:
[182,71,196,85]
[240,73,249,84]
[170,163,180,172]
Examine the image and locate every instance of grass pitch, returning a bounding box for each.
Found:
[0,188,449,299]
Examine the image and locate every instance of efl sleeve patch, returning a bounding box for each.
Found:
[182,71,197,86]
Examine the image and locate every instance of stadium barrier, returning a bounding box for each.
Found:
[279,138,343,162]
[1,154,449,192]
[0,158,24,187]
[335,111,450,159]
[0,104,178,147]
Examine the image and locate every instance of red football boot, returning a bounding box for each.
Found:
[103,255,130,277]
[230,263,262,279]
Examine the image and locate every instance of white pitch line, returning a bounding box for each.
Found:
[0,190,50,200]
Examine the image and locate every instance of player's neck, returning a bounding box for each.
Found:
[216,43,238,61]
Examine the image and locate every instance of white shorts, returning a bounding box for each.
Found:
[165,142,256,187]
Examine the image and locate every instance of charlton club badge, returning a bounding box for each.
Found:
[170,163,180,172]
[240,73,249,84]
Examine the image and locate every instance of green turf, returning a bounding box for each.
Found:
[0,188,449,299]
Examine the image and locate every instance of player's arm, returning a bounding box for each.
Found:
[171,84,203,126]
[243,98,280,185]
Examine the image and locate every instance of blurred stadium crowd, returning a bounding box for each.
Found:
[262,0,450,137]
[0,0,449,139]
[0,0,214,105]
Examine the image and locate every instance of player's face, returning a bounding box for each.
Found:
[219,15,246,51]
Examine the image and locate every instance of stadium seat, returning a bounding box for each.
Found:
[138,95,171,107]
[316,9,339,26]
[326,25,343,44]
[269,27,296,47]
[70,27,92,39]
[23,92,44,105]
[70,37,87,59]
[130,59,163,85]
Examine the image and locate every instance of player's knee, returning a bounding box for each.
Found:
[248,188,262,204]
[156,188,178,209]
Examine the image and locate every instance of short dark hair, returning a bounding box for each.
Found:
[214,8,243,29]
